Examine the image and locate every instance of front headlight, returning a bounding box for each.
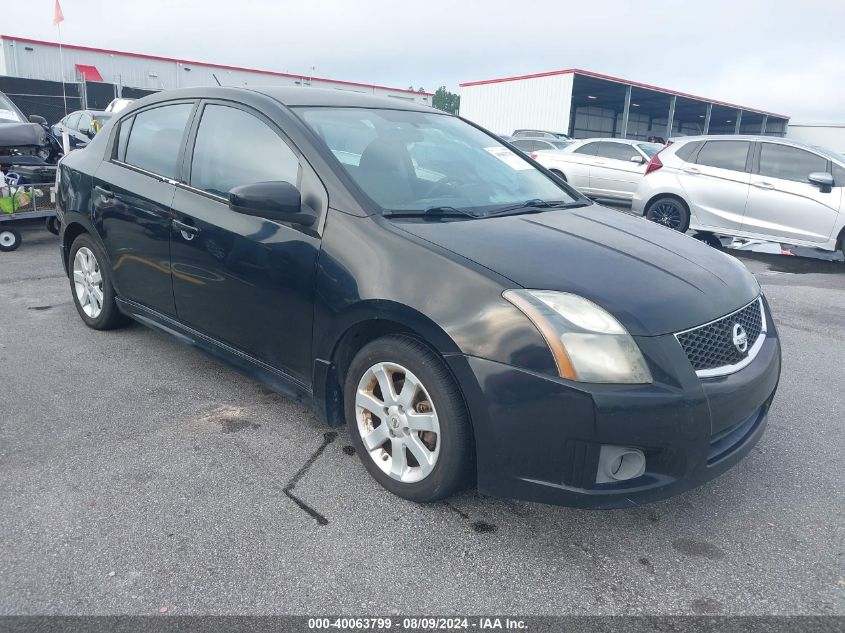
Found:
[504,290,653,384]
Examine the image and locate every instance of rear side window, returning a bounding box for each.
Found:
[124,103,193,179]
[758,143,828,183]
[695,141,750,172]
[574,142,600,155]
[673,141,701,162]
[115,116,133,162]
[510,139,537,151]
[594,142,640,161]
[190,104,300,198]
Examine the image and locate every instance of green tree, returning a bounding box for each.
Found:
[432,86,460,115]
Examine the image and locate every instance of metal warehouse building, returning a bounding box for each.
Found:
[459,69,789,140]
[0,35,432,105]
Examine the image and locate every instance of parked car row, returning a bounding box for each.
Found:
[522,131,845,257]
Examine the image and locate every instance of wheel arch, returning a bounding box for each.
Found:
[643,191,690,216]
[313,301,467,431]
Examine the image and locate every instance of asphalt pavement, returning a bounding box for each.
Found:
[1,220,843,615]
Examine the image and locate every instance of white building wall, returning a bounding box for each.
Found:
[0,38,430,105]
[787,124,845,153]
[459,74,573,135]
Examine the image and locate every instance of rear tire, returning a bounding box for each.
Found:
[68,234,127,330]
[693,232,723,249]
[344,335,473,503]
[45,216,60,235]
[646,196,690,232]
[0,227,21,252]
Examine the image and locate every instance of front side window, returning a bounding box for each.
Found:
[637,143,663,158]
[298,108,577,215]
[189,105,300,198]
[594,142,640,162]
[123,103,193,179]
[695,141,750,172]
[758,143,827,183]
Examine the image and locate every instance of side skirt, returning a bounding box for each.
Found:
[116,297,315,407]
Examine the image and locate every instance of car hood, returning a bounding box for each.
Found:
[0,121,47,149]
[394,204,760,336]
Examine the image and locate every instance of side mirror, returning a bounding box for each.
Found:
[28,114,48,126]
[808,172,834,192]
[630,155,645,164]
[228,181,317,227]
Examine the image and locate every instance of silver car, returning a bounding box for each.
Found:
[632,135,845,256]
[532,138,663,203]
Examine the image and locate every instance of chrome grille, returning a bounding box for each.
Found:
[676,298,766,376]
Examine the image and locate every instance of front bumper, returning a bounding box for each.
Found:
[446,306,781,509]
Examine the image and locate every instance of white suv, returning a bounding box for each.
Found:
[632,135,845,256]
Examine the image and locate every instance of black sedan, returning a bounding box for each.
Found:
[54,87,781,508]
[51,109,112,149]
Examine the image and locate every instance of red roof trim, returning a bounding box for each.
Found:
[459,68,789,119]
[0,34,433,97]
[75,63,103,81]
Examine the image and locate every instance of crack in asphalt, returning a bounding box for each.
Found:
[283,431,338,526]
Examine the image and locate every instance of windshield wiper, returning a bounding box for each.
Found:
[383,206,478,219]
[484,199,588,217]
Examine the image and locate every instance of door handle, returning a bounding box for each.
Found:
[752,181,775,190]
[683,167,700,175]
[593,160,606,165]
[172,219,200,240]
[94,184,114,199]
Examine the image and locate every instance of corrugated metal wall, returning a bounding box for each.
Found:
[459,74,573,135]
[1,38,430,105]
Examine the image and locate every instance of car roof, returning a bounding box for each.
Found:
[573,138,645,145]
[118,86,439,113]
[672,134,844,160]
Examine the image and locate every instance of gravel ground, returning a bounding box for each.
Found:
[1,221,843,616]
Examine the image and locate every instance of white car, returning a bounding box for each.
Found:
[531,138,663,203]
[632,135,845,256]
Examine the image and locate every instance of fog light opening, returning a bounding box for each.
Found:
[596,445,646,484]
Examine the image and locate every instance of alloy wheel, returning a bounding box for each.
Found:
[355,361,441,483]
[73,246,104,318]
[650,201,683,229]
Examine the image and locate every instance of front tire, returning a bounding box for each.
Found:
[344,335,473,502]
[646,196,690,232]
[68,234,126,330]
[550,169,567,182]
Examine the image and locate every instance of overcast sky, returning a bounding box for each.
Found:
[4,0,844,123]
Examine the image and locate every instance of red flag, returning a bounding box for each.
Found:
[53,0,64,24]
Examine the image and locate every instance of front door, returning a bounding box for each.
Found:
[94,101,196,316]
[743,142,841,244]
[169,101,323,384]
[677,139,752,231]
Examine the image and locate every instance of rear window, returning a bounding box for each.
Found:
[695,141,750,172]
[124,104,193,179]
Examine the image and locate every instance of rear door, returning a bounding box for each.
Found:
[587,141,646,201]
[94,101,196,316]
[168,100,324,383]
[742,142,841,244]
[558,141,597,191]
[677,140,752,231]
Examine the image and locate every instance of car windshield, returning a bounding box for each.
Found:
[297,107,579,216]
[0,94,24,123]
[637,142,664,158]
